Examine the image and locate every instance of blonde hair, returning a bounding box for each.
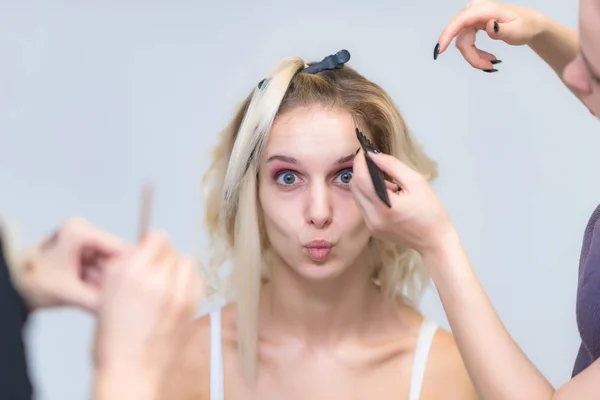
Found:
[201,54,439,381]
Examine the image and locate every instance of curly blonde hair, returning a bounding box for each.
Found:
[200,54,439,381]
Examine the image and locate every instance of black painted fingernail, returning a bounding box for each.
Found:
[493,21,499,33]
[354,147,361,155]
[483,69,498,73]
[491,60,502,65]
[433,43,440,60]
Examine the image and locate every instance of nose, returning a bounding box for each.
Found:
[563,54,593,96]
[305,181,333,229]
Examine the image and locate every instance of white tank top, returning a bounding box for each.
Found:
[209,309,438,400]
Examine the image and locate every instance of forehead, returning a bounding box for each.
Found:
[265,106,357,152]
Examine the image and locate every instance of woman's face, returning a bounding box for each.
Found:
[258,105,372,281]
[563,0,600,117]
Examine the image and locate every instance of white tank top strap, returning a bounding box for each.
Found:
[209,308,225,400]
[408,319,439,400]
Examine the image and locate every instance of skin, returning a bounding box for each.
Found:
[93,230,201,400]
[352,2,600,398]
[562,0,600,116]
[162,106,477,399]
[435,0,600,117]
[11,216,127,313]
[6,218,201,400]
[347,132,600,400]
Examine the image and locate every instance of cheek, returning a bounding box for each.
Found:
[335,197,371,242]
[563,55,593,95]
[258,183,302,237]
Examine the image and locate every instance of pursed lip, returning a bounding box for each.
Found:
[303,240,333,249]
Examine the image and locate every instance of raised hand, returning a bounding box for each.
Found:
[350,148,455,256]
[12,216,128,312]
[93,230,204,398]
[434,0,546,72]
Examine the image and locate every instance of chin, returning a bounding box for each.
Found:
[293,260,347,281]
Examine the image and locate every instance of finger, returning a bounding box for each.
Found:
[63,217,129,257]
[351,180,377,212]
[437,3,500,55]
[175,258,201,319]
[476,47,499,62]
[102,249,134,282]
[366,152,421,190]
[350,148,378,203]
[68,280,100,313]
[159,250,181,317]
[385,180,402,193]
[484,19,517,44]
[455,28,497,70]
[352,150,405,209]
[82,263,104,288]
[352,183,388,229]
[139,229,174,265]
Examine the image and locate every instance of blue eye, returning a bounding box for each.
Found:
[276,172,298,185]
[336,170,353,184]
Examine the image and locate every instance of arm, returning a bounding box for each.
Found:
[0,227,33,400]
[423,230,600,400]
[529,14,581,99]
[0,215,128,400]
[92,231,203,400]
[423,230,554,399]
[435,1,581,102]
[351,141,600,399]
[529,15,579,79]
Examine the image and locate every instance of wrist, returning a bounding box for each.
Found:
[11,248,41,311]
[419,224,461,258]
[420,228,469,281]
[529,11,555,47]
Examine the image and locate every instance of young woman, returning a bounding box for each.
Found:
[162,53,478,399]
[341,0,599,399]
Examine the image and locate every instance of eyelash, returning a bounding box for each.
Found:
[274,169,354,189]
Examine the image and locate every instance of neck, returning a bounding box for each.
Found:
[259,251,382,346]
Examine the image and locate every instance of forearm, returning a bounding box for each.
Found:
[529,14,579,83]
[93,368,162,400]
[422,230,554,400]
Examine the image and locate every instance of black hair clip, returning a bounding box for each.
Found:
[356,128,392,208]
[257,49,351,89]
[299,49,351,75]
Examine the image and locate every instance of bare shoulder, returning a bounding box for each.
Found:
[420,327,479,400]
[160,304,233,400]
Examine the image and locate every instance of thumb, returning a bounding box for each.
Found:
[484,19,522,44]
[367,152,420,189]
[68,281,100,314]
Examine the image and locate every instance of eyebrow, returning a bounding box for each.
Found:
[267,151,358,165]
[582,51,600,81]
